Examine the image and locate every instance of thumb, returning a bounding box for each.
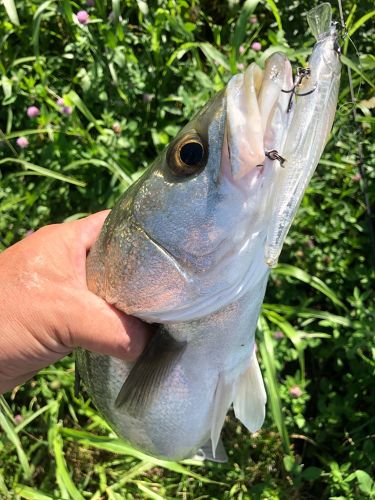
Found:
[65,290,150,361]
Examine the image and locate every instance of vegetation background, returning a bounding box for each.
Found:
[0,0,374,498]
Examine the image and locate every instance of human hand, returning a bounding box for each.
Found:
[0,211,149,394]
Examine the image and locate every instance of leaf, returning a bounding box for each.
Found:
[200,43,230,71]
[2,0,20,26]
[302,466,322,481]
[61,428,222,485]
[0,158,86,186]
[348,11,375,38]
[0,404,32,480]
[355,470,374,495]
[134,482,164,500]
[66,91,105,134]
[167,42,229,71]
[258,316,291,453]
[231,0,260,51]
[265,0,283,31]
[273,264,347,309]
[53,426,84,500]
[135,0,148,15]
[64,158,132,185]
[13,485,53,500]
[32,0,56,57]
[111,0,121,24]
[340,55,375,89]
[14,401,58,433]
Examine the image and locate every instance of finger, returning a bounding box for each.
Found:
[65,291,151,362]
[69,211,111,251]
[0,370,39,396]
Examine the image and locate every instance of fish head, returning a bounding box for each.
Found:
[87,53,297,323]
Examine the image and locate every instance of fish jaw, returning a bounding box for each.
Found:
[223,53,293,183]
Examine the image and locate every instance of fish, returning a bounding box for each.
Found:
[76,3,341,461]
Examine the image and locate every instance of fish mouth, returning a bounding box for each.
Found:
[223,3,340,267]
[223,52,293,183]
[221,52,294,260]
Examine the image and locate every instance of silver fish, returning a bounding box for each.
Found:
[76,3,341,461]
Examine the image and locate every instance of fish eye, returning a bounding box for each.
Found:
[180,142,204,166]
[166,131,207,177]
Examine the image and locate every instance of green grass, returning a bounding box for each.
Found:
[0,0,374,498]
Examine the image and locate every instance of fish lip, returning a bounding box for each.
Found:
[223,52,293,186]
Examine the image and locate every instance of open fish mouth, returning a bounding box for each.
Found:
[224,52,293,181]
[224,2,341,267]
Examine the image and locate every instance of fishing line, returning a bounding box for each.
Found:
[337,0,375,267]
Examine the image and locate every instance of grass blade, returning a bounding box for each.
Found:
[66,91,105,134]
[263,309,305,377]
[0,404,32,480]
[262,303,352,327]
[14,485,53,500]
[0,395,14,420]
[64,158,132,185]
[258,316,291,454]
[231,0,259,50]
[229,0,260,72]
[61,428,222,484]
[264,0,283,31]
[2,0,20,26]
[0,471,9,496]
[14,401,58,433]
[111,0,121,24]
[273,264,347,309]
[167,42,229,71]
[6,129,52,139]
[0,158,86,187]
[53,426,84,500]
[348,11,375,38]
[108,461,156,492]
[134,482,164,500]
[32,0,56,57]
[340,54,375,89]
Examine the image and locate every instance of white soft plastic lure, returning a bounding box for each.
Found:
[76,3,341,461]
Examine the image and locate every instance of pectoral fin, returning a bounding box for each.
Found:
[233,351,267,432]
[115,327,187,414]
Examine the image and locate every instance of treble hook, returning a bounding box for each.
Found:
[282,67,317,113]
[265,149,286,167]
[256,149,286,168]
